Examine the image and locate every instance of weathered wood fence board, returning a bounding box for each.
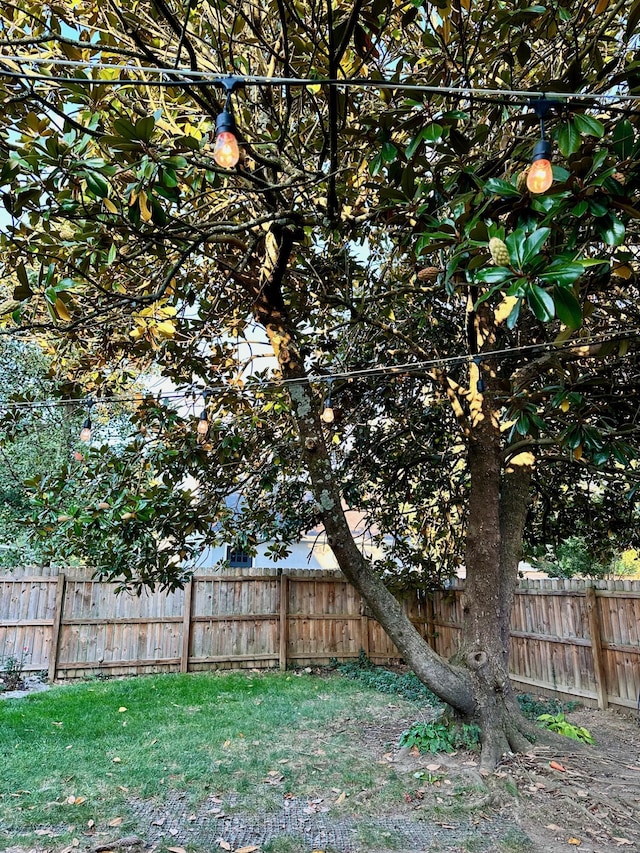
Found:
[0,568,638,712]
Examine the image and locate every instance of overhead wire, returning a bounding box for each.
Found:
[0,54,639,110]
[1,326,639,412]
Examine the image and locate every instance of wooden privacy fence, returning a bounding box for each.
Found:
[1,568,639,712]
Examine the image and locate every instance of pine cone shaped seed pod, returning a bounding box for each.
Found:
[417,266,441,281]
[489,237,510,266]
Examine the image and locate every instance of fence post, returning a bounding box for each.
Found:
[585,586,608,710]
[180,579,194,674]
[360,600,370,657]
[48,572,66,683]
[279,573,288,671]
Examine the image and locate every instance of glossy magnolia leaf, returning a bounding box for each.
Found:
[505,231,526,267]
[473,266,512,284]
[506,298,522,330]
[527,283,555,322]
[553,286,582,330]
[612,119,634,160]
[556,121,580,158]
[539,261,584,286]
[483,178,521,198]
[598,214,625,247]
[573,114,604,139]
[521,228,550,266]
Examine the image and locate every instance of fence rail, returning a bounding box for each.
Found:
[1,567,638,712]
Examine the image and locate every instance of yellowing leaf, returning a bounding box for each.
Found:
[118,707,127,713]
[167,847,187,853]
[334,791,346,805]
[218,841,231,851]
[54,298,71,322]
[236,847,259,853]
[560,399,570,412]
[568,839,581,846]
[138,191,152,222]
[108,817,123,827]
[103,197,118,214]
[155,319,176,338]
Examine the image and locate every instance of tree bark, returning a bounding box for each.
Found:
[251,247,535,766]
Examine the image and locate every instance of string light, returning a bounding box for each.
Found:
[527,98,556,194]
[79,399,93,442]
[195,389,211,437]
[213,77,241,169]
[319,379,334,424]
[1,55,639,108]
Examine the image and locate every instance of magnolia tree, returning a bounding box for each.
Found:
[2,0,640,765]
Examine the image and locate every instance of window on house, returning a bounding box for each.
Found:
[226,546,253,568]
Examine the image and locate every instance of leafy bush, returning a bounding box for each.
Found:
[335,651,441,706]
[537,712,594,744]
[537,536,606,579]
[517,692,579,721]
[0,654,26,691]
[399,720,480,753]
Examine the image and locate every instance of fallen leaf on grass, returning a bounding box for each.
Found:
[151,818,165,826]
[613,839,634,846]
[218,841,231,851]
[334,791,346,805]
[426,763,441,771]
[236,847,260,853]
[545,824,562,831]
[549,761,566,772]
[118,707,127,713]
[112,757,122,763]
[108,817,123,827]
[568,839,581,846]
[167,847,187,853]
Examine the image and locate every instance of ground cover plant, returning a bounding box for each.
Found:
[1,670,639,853]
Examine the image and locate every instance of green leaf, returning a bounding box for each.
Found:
[527,283,555,322]
[423,122,443,143]
[572,200,588,217]
[135,116,155,142]
[573,114,605,138]
[484,178,521,198]
[553,286,582,329]
[522,228,550,266]
[381,141,398,162]
[506,230,526,267]
[506,298,522,330]
[539,261,584,286]
[598,214,625,246]
[556,121,580,158]
[84,172,108,198]
[473,266,512,284]
[612,119,634,160]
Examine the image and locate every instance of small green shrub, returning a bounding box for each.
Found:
[536,712,594,744]
[0,654,26,691]
[517,692,579,720]
[399,719,480,753]
[336,651,441,706]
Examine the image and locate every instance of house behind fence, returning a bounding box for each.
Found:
[1,565,639,713]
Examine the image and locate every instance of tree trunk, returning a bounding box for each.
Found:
[252,249,535,767]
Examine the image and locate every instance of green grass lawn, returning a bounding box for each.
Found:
[0,669,429,850]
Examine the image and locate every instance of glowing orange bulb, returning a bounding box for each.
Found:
[214,131,240,169]
[527,159,553,194]
[80,417,92,442]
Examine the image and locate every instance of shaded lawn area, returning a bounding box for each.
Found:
[0,670,436,849]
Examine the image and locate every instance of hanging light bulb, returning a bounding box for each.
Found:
[197,407,210,437]
[213,79,240,169]
[526,138,553,194]
[321,402,335,424]
[526,97,557,195]
[321,382,334,424]
[79,415,92,442]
